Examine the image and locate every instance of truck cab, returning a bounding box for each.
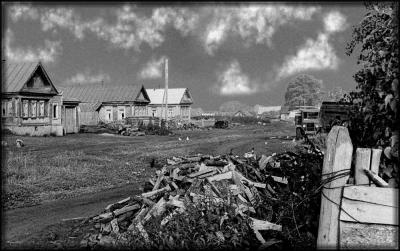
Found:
[294,107,320,138]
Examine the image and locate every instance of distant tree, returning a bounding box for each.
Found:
[219,100,252,113]
[283,74,324,109]
[323,86,348,102]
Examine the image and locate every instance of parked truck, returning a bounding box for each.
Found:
[319,101,355,133]
[294,106,321,139]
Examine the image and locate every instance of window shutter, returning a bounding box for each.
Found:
[44,102,48,116]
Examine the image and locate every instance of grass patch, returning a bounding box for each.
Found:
[3,149,151,209]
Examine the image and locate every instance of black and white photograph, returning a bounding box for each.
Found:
[1,1,398,250]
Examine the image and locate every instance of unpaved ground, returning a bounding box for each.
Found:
[2,122,296,249]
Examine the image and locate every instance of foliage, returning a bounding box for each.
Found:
[323,87,348,102]
[284,74,325,109]
[344,2,398,184]
[219,100,253,113]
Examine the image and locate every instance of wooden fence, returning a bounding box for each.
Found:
[317,126,398,249]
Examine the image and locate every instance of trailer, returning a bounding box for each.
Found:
[319,101,355,133]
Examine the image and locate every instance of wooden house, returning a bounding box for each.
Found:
[146,88,193,123]
[2,61,64,136]
[60,84,150,125]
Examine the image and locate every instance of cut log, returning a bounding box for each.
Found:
[271,175,288,185]
[160,207,185,226]
[188,167,217,178]
[136,222,150,243]
[110,218,119,234]
[197,170,218,179]
[207,171,233,182]
[250,217,282,231]
[113,204,140,216]
[364,169,389,187]
[205,179,222,197]
[152,173,164,191]
[235,171,266,189]
[170,181,179,190]
[143,197,167,222]
[93,212,114,222]
[141,185,171,198]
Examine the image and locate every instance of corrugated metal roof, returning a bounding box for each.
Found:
[59,84,149,103]
[2,61,59,94]
[146,88,192,105]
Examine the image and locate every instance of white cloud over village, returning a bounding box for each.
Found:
[139,56,167,79]
[63,71,111,85]
[4,29,62,63]
[276,33,339,79]
[217,60,258,95]
[203,5,320,55]
[275,10,348,80]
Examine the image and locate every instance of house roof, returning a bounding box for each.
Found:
[59,84,150,103]
[146,88,193,105]
[79,102,102,112]
[2,61,59,94]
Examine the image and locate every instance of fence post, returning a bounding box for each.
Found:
[317,126,353,249]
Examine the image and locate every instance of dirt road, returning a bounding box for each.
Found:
[3,123,296,247]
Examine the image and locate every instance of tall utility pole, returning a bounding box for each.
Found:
[164,57,168,124]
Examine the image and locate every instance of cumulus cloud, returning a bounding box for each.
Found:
[203,5,320,55]
[217,60,258,95]
[8,4,39,22]
[139,56,167,79]
[276,33,339,80]
[324,11,348,34]
[63,71,111,85]
[33,5,199,51]
[4,29,62,63]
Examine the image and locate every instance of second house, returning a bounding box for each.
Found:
[60,84,150,125]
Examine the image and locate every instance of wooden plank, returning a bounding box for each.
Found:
[355,148,371,185]
[188,167,216,178]
[207,171,233,182]
[113,204,140,216]
[197,170,217,179]
[317,126,353,249]
[340,222,398,249]
[370,149,382,186]
[342,186,398,208]
[235,171,266,189]
[340,198,398,225]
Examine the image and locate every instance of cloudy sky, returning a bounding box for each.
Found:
[3,2,366,110]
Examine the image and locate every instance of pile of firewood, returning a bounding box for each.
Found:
[77,152,306,249]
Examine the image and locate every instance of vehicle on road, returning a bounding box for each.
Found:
[294,106,320,139]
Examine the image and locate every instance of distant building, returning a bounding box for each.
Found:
[233,110,255,117]
[254,105,281,115]
[146,88,193,123]
[2,61,65,136]
[61,84,150,125]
